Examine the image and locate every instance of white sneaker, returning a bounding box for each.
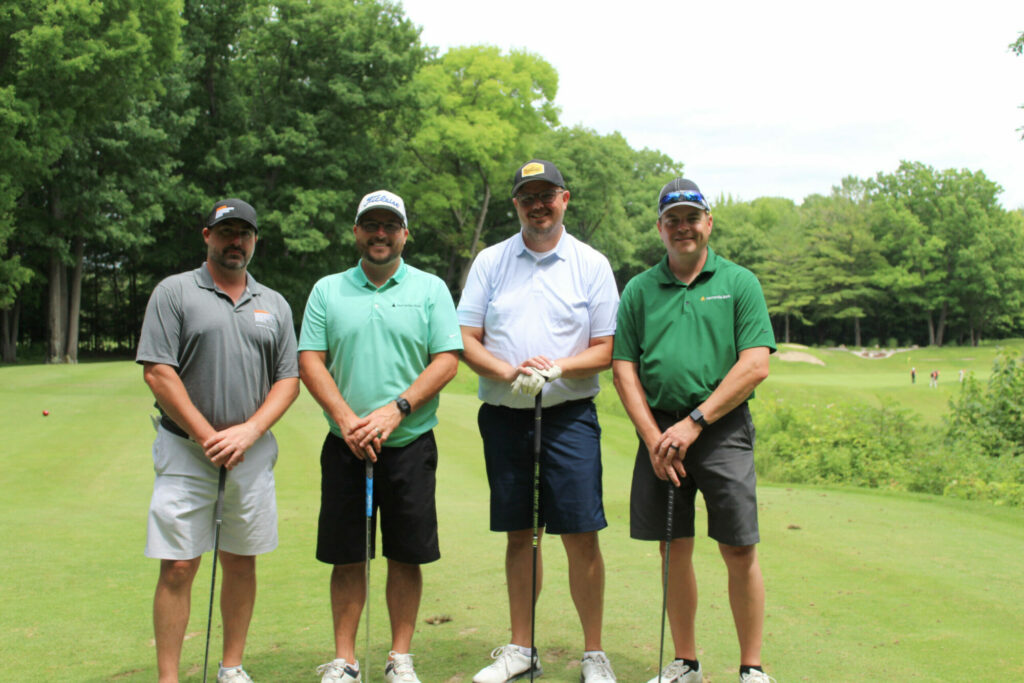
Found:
[385,652,422,683]
[739,670,775,683]
[472,645,542,683]
[646,659,702,683]
[217,664,254,683]
[580,652,616,683]
[317,658,361,683]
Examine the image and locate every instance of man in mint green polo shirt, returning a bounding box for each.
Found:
[612,179,776,683]
[298,190,462,683]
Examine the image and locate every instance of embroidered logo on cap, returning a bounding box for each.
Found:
[214,205,235,220]
[521,162,545,177]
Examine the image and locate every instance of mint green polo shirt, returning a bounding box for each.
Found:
[298,260,462,447]
[613,247,776,412]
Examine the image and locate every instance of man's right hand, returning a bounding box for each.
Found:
[339,415,377,462]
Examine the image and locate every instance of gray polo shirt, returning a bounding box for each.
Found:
[136,264,299,430]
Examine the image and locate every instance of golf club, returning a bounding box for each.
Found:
[202,466,227,683]
[657,479,675,683]
[365,457,374,681]
[530,393,542,682]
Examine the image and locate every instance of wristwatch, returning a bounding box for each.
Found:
[688,407,708,429]
[395,397,412,416]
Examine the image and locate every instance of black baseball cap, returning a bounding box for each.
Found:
[511,159,566,197]
[206,198,258,232]
[658,179,711,216]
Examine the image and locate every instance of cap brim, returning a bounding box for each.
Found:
[660,200,709,215]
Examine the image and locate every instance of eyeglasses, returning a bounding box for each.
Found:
[212,226,256,241]
[515,189,564,206]
[659,190,709,213]
[358,220,405,234]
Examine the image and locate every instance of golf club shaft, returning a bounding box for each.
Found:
[202,466,227,683]
[530,394,541,682]
[365,458,374,679]
[657,480,675,682]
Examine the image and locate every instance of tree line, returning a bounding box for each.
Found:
[2,2,1022,363]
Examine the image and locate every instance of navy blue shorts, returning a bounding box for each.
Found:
[479,399,607,535]
[630,403,759,547]
[316,430,440,566]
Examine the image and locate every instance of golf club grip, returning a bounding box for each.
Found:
[214,466,227,523]
[365,459,374,517]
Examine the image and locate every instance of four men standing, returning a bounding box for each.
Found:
[139,174,775,682]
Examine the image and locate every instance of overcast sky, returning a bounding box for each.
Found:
[397,0,1023,210]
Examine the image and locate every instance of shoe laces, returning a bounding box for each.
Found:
[660,659,694,680]
[490,646,530,674]
[582,653,615,681]
[740,672,775,683]
[218,666,253,683]
[387,652,418,682]
[317,659,356,679]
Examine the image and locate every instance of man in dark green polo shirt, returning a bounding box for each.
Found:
[612,178,776,683]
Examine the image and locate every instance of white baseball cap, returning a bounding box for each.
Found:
[355,190,407,227]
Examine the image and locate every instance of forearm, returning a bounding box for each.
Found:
[696,346,770,424]
[612,359,661,446]
[244,377,299,436]
[555,335,613,379]
[298,351,359,426]
[459,327,517,382]
[143,362,216,442]
[400,351,459,412]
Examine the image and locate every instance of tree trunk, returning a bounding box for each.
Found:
[47,249,67,364]
[926,313,936,346]
[65,236,84,363]
[1,299,19,363]
[458,180,492,293]
[935,301,948,347]
[854,317,862,347]
[784,314,791,344]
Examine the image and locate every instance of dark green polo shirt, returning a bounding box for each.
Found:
[613,247,776,411]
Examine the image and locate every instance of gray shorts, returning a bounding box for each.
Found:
[145,424,279,560]
[630,403,759,546]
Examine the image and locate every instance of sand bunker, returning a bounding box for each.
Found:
[775,351,825,366]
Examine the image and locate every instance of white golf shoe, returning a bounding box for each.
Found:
[385,652,422,683]
[217,664,254,682]
[317,658,361,683]
[472,644,542,683]
[580,652,616,683]
[739,669,775,683]
[646,659,702,683]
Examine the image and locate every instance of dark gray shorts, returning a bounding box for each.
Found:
[630,403,759,546]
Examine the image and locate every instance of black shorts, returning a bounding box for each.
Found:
[630,403,759,547]
[316,430,440,565]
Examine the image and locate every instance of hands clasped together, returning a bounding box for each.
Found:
[647,417,703,486]
[340,401,405,463]
[510,355,562,397]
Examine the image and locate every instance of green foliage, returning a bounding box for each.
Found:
[753,393,1024,508]
[947,352,1024,459]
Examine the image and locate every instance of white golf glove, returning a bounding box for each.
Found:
[511,365,562,397]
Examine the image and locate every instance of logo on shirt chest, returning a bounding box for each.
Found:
[700,294,732,302]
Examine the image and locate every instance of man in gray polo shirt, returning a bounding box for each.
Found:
[137,198,299,683]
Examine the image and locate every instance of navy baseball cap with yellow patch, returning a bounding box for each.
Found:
[207,198,258,232]
[511,159,566,196]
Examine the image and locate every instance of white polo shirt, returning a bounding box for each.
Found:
[458,228,619,408]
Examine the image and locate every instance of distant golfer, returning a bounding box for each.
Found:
[911,366,916,384]
[298,190,461,683]
[458,160,620,683]
[612,179,776,683]
[137,198,300,683]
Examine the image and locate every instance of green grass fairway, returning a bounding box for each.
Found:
[2,357,1023,681]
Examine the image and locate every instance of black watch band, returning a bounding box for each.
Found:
[688,408,708,428]
[395,397,412,416]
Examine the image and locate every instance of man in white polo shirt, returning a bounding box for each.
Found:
[458,160,620,683]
